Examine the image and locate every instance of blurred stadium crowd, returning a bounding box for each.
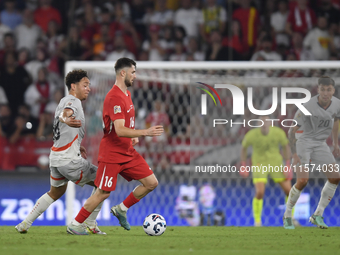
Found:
[0,0,340,170]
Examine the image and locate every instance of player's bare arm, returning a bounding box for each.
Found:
[332,117,339,157]
[113,119,164,138]
[288,125,300,165]
[282,144,291,161]
[59,108,81,128]
[240,146,247,162]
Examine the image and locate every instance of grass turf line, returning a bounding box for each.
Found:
[1,226,339,255]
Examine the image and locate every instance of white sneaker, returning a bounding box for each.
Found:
[84,221,106,235]
[15,221,30,234]
[67,222,89,235]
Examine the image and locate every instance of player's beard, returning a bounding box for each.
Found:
[125,76,132,87]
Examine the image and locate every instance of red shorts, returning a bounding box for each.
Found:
[94,152,153,191]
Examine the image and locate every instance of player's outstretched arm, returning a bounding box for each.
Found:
[114,119,164,138]
[239,146,249,178]
[59,109,81,128]
[288,125,300,165]
[332,117,339,157]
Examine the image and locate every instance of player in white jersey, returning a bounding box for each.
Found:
[283,76,340,229]
[15,70,105,235]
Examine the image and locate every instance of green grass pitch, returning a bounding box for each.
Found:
[1,226,339,255]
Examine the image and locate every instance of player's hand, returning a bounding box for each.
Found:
[80,146,87,159]
[239,161,249,178]
[146,125,164,136]
[333,145,340,158]
[132,137,139,146]
[65,116,81,128]
[284,160,293,180]
[292,154,301,166]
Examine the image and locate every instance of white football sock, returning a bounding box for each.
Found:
[284,185,301,218]
[119,202,128,212]
[85,187,103,225]
[25,193,55,225]
[314,181,337,216]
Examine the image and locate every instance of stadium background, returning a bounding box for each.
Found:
[1,0,340,227]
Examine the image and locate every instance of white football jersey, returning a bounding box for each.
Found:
[49,95,85,167]
[294,95,340,142]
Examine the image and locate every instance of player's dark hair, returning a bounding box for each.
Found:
[65,69,88,91]
[114,58,136,74]
[318,76,335,87]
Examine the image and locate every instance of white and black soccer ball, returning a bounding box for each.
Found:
[143,214,167,236]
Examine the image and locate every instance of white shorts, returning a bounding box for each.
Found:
[297,140,335,165]
[50,158,97,187]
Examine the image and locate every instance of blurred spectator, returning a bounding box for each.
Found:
[145,100,170,143]
[187,37,204,61]
[316,0,339,32]
[107,0,130,19]
[130,0,146,37]
[0,104,37,144]
[15,9,42,56]
[45,20,64,57]
[332,21,340,54]
[162,26,175,56]
[24,67,56,119]
[80,4,99,45]
[174,0,201,38]
[285,0,316,36]
[303,15,333,60]
[15,104,39,139]
[174,26,187,44]
[138,50,149,61]
[17,47,30,66]
[0,51,31,116]
[169,40,186,61]
[142,24,166,61]
[0,14,11,49]
[34,0,62,32]
[25,48,49,82]
[232,0,260,51]
[59,26,90,62]
[1,0,22,30]
[205,30,236,61]
[0,104,16,139]
[271,0,290,47]
[0,32,16,66]
[106,34,135,61]
[75,0,101,19]
[251,36,282,61]
[291,31,314,60]
[36,87,62,140]
[110,4,140,57]
[199,0,227,41]
[93,23,114,56]
[151,0,174,27]
[222,19,247,58]
[142,2,157,26]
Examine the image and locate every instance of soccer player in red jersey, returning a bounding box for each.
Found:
[67,58,164,234]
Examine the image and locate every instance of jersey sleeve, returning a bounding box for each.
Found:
[64,98,81,117]
[277,128,289,146]
[294,109,304,127]
[107,95,126,122]
[242,130,253,148]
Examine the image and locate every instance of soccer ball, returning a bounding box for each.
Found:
[143,213,167,236]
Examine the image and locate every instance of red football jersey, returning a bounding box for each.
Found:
[98,85,136,163]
